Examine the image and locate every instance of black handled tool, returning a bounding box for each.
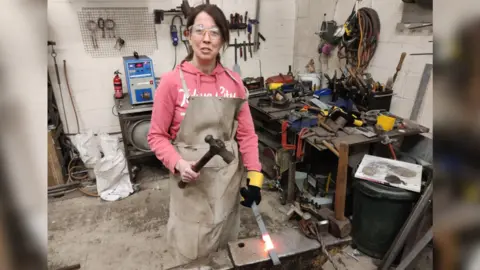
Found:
[243,41,247,61]
[178,135,235,189]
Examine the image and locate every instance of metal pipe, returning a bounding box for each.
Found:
[49,42,69,133]
[395,227,433,270]
[379,181,433,270]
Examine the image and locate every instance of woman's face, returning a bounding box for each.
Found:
[188,11,223,63]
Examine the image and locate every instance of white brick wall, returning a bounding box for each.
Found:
[293,0,433,131]
[48,0,295,134]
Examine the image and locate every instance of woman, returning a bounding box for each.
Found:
[147,4,264,265]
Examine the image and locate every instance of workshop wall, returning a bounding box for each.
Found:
[48,0,295,134]
[293,0,433,132]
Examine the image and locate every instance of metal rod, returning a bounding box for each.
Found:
[48,181,80,192]
[50,43,70,133]
[408,23,432,30]
[395,227,433,270]
[251,202,281,265]
[55,264,81,270]
[410,53,433,55]
[410,64,432,121]
[379,181,433,270]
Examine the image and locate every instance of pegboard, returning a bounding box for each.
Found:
[78,7,157,58]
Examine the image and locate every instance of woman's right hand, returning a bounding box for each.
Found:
[175,159,200,183]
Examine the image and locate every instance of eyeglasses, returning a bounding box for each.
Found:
[189,24,222,40]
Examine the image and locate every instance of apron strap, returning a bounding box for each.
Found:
[224,69,250,99]
[179,69,190,99]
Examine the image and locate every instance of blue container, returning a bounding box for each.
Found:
[314,88,333,103]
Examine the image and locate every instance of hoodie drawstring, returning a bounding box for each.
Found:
[196,73,201,95]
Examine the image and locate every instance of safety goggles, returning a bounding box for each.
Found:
[189,24,222,40]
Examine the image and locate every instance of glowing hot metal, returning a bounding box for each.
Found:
[251,202,281,265]
[262,234,274,251]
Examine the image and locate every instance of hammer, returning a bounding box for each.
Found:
[178,135,235,189]
[312,142,352,238]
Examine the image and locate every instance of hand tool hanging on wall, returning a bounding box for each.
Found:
[253,0,260,52]
[243,41,247,61]
[105,19,116,38]
[248,35,253,58]
[178,135,235,189]
[230,13,235,28]
[238,14,243,36]
[244,11,248,35]
[97,17,106,38]
[233,39,241,76]
[114,37,125,50]
[87,20,98,49]
[393,52,406,83]
[247,14,253,58]
[235,13,240,36]
[48,41,69,133]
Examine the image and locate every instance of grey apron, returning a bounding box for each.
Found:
[167,68,247,265]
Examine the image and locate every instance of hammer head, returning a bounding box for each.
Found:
[204,135,235,164]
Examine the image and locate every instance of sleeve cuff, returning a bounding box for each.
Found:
[247,171,264,188]
[168,155,182,174]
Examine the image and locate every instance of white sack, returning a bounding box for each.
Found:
[94,133,133,201]
[71,130,101,169]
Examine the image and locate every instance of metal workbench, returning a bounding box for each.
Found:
[248,94,430,202]
[249,95,429,151]
[114,95,156,182]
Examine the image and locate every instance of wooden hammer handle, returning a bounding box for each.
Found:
[334,142,349,221]
[397,52,407,71]
[322,140,339,157]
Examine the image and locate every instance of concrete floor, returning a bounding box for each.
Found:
[47,166,416,270]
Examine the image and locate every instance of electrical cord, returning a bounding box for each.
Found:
[172,46,177,70]
[112,104,118,116]
[171,15,184,70]
[338,7,380,74]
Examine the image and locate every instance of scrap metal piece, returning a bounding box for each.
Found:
[410,63,432,121]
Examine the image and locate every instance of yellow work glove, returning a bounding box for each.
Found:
[240,171,264,208]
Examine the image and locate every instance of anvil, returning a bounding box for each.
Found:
[167,228,352,270]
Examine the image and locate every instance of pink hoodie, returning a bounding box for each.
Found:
[147,61,261,174]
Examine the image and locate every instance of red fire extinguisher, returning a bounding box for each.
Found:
[113,70,123,99]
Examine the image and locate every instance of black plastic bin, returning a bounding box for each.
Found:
[352,179,419,259]
[367,89,394,111]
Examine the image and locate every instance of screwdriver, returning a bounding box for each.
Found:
[244,11,248,35]
[238,15,242,36]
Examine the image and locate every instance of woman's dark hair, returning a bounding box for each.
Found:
[184,4,230,62]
